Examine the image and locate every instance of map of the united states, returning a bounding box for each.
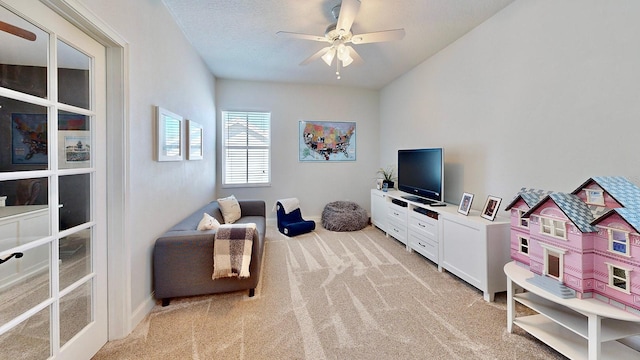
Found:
[300,121,356,161]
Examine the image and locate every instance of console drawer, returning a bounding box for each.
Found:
[409,212,437,241]
[386,218,407,244]
[409,232,438,263]
[387,203,407,224]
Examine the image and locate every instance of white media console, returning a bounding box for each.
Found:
[371,189,511,301]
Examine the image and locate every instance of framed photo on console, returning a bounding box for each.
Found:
[481,195,502,221]
[458,192,474,216]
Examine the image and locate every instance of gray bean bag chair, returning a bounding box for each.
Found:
[321,201,368,232]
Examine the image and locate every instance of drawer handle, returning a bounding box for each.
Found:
[393,211,399,216]
[0,252,24,265]
[418,223,426,228]
[418,242,425,248]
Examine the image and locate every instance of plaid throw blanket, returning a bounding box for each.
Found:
[212,223,256,279]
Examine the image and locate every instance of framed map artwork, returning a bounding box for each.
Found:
[299,121,356,162]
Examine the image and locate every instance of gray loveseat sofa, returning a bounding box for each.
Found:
[153,199,266,306]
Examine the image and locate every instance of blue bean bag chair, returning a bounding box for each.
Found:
[276,200,315,237]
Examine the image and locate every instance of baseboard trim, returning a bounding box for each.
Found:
[131,292,156,331]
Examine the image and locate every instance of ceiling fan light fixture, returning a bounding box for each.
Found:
[321,48,336,66]
[336,43,347,58]
[336,43,353,67]
[341,56,353,67]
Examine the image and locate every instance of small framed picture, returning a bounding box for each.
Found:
[458,192,474,216]
[187,120,203,160]
[156,106,184,161]
[481,195,502,221]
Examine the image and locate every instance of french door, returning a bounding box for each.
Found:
[0,0,107,359]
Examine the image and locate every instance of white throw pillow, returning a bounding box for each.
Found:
[217,195,241,224]
[197,213,221,231]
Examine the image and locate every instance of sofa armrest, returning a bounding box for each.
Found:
[153,232,216,296]
[239,200,266,217]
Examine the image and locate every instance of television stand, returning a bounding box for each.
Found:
[401,195,435,205]
[371,189,511,302]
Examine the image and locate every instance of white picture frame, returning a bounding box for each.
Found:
[458,192,474,216]
[156,106,184,161]
[187,120,203,160]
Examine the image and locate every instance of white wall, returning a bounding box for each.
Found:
[78,0,217,324]
[215,79,379,220]
[380,0,640,209]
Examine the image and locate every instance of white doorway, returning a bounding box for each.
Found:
[0,0,108,358]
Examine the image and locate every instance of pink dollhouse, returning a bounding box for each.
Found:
[505,176,640,314]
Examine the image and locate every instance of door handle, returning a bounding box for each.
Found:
[0,252,24,264]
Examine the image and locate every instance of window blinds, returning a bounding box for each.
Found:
[222,111,271,185]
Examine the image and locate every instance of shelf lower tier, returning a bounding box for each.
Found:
[514,314,639,360]
[515,292,640,342]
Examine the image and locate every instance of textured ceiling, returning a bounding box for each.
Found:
[162,0,515,89]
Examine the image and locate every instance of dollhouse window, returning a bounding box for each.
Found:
[605,262,631,294]
[585,189,605,206]
[608,229,630,256]
[518,236,529,255]
[540,217,566,239]
[517,210,529,228]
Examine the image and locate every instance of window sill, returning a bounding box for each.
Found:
[222,183,272,189]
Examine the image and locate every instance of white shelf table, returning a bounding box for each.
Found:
[505,261,640,360]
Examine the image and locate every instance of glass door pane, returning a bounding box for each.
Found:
[0,98,48,172]
[0,305,51,359]
[59,229,91,290]
[60,280,92,347]
[57,39,90,110]
[0,5,48,98]
[57,112,90,170]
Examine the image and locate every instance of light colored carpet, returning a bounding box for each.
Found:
[93,225,566,360]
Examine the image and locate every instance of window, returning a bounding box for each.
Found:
[608,229,630,256]
[518,236,529,255]
[540,217,566,239]
[585,189,605,206]
[605,263,631,293]
[517,210,529,228]
[222,111,271,186]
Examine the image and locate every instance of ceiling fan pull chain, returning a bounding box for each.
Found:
[336,60,341,80]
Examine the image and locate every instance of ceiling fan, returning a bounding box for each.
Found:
[0,20,36,41]
[276,0,404,79]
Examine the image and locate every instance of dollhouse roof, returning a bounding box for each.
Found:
[572,176,640,208]
[593,208,640,234]
[504,188,554,211]
[525,193,599,233]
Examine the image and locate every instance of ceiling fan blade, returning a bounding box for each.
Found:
[350,29,405,44]
[276,31,327,42]
[335,0,360,36]
[300,46,333,66]
[0,20,36,41]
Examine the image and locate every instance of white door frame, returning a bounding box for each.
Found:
[42,0,131,340]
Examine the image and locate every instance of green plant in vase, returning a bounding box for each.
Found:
[377,166,396,190]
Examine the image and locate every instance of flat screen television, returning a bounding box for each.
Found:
[397,148,444,205]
